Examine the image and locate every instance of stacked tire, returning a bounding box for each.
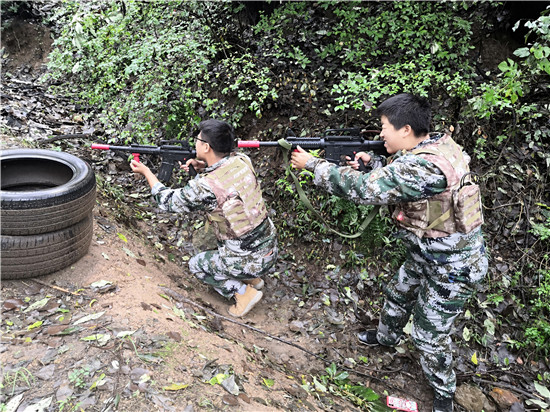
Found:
[1,149,96,280]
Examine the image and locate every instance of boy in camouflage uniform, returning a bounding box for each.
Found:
[131,119,278,317]
[291,94,488,412]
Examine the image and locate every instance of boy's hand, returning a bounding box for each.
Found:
[130,159,159,188]
[130,159,151,176]
[346,152,371,170]
[180,158,206,174]
[290,146,313,170]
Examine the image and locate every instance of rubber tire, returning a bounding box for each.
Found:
[1,149,96,235]
[1,213,94,280]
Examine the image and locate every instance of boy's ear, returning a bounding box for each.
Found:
[401,124,413,137]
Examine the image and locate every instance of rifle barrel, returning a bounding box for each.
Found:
[237,139,385,149]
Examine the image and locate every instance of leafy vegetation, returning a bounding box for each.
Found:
[45,1,228,143]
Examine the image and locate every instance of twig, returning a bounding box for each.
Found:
[483,201,522,211]
[12,28,21,51]
[159,286,320,358]
[473,377,540,400]
[31,278,82,296]
[37,134,93,145]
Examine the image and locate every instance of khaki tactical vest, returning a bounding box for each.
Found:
[203,153,268,240]
[392,134,483,238]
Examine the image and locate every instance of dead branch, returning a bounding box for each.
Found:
[159,286,404,391]
[31,278,83,296]
[37,134,93,145]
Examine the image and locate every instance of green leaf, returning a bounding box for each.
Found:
[313,377,327,392]
[514,47,530,58]
[73,311,105,325]
[122,247,136,258]
[498,60,510,72]
[116,330,136,338]
[463,326,471,341]
[23,297,50,313]
[81,334,111,346]
[27,321,43,330]
[534,381,550,399]
[484,319,495,336]
[348,385,380,401]
[262,378,275,388]
[209,373,228,385]
[163,383,189,391]
[89,373,106,390]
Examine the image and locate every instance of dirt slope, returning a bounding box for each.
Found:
[1,199,409,411]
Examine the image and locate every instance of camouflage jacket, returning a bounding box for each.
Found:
[150,153,277,257]
[305,133,486,270]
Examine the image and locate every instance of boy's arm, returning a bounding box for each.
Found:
[307,154,447,205]
[130,160,160,188]
[152,179,217,214]
[131,159,217,213]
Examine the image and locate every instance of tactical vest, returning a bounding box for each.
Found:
[392,134,483,238]
[203,153,268,240]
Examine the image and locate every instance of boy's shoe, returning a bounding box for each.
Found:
[228,285,263,317]
[243,278,264,290]
[357,329,380,346]
[432,395,453,412]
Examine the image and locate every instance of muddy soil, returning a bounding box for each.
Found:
[1,202,378,411]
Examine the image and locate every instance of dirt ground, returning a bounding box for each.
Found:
[2,201,370,411]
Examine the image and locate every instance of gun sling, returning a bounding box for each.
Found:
[277,138,380,239]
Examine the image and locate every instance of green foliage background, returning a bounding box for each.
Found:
[43,0,550,359]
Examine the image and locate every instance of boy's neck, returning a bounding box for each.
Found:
[204,152,227,167]
[402,133,429,152]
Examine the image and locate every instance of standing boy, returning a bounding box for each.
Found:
[290,93,488,412]
[131,119,278,317]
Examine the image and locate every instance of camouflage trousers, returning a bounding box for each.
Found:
[188,245,278,299]
[376,241,488,399]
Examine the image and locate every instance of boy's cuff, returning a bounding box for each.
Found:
[151,181,165,195]
[305,157,325,172]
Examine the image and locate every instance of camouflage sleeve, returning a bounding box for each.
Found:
[150,178,217,213]
[307,154,447,205]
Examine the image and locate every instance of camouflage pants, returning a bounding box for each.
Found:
[377,242,488,399]
[188,245,278,299]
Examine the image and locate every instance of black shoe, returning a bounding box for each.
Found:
[357,329,379,346]
[432,395,453,412]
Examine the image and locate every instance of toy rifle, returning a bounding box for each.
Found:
[238,128,387,171]
[91,140,197,181]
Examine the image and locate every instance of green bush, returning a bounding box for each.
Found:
[468,10,550,160]
[45,1,228,143]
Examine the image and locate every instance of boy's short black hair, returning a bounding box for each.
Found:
[198,119,235,154]
[375,93,431,137]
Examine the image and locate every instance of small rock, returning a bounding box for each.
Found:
[56,381,73,402]
[222,395,239,406]
[490,387,520,409]
[455,384,496,412]
[238,393,251,404]
[289,320,304,332]
[35,364,55,380]
[130,367,151,383]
